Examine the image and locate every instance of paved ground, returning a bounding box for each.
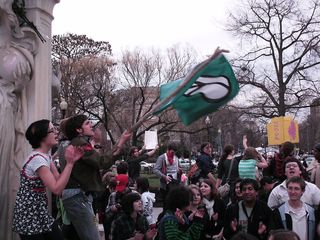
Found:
[153,207,163,220]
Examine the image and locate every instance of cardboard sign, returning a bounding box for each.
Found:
[267,116,299,145]
[144,130,158,149]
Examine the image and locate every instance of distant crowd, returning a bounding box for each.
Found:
[11,115,320,240]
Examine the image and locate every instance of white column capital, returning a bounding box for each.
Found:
[24,0,60,21]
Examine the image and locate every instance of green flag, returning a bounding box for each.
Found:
[156,54,239,125]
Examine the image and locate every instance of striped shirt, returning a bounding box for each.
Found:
[159,211,203,240]
[238,159,257,179]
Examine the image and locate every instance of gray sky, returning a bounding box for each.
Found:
[52,0,235,56]
[51,0,253,117]
[51,1,311,123]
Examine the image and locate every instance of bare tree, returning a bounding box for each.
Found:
[52,34,199,145]
[228,0,320,118]
[52,33,113,117]
[71,57,119,143]
[114,46,198,145]
[52,33,112,60]
[299,99,320,152]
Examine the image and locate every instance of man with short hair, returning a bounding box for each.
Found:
[271,176,316,240]
[153,143,180,202]
[224,178,272,240]
[267,157,320,210]
[307,143,320,188]
[268,157,320,209]
[258,176,278,203]
[60,115,131,240]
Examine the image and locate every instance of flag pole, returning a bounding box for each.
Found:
[129,47,229,132]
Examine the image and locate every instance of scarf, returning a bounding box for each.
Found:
[203,198,215,218]
[166,151,174,165]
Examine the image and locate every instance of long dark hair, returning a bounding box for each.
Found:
[200,142,211,153]
[220,144,235,162]
[121,192,141,215]
[129,146,139,157]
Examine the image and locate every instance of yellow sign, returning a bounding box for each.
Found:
[267,116,299,145]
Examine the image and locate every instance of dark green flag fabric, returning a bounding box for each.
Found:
[156,54,239,125]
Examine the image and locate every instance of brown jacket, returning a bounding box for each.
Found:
[60,136,115,192]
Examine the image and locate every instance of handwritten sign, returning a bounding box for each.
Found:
[144,130,158,150]
[267,116,299,145]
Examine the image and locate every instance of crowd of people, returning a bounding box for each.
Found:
[11,115,320,240]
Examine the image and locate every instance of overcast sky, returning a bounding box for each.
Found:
[52,0,236,57]
[51,1,311,122]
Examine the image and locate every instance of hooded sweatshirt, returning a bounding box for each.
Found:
[141,191,156,225]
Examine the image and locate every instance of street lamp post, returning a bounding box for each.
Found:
[205,116,211,143]
[218,127,222,155]
[261,127,267,156]
[59,98,68,119]
[306,123,310,153]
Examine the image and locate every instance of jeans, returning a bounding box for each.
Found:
[62,191,99,240]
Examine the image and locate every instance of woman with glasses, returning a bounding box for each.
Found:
[12,119,84,240]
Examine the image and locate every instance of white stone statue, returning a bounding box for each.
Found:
[52,66,61,99]
[0,0,37,239]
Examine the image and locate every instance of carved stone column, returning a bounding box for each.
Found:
[0,1,59,239]
[24,0,60,122]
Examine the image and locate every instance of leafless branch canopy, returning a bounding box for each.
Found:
[52,34,199,145]
[228,0,320,118]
